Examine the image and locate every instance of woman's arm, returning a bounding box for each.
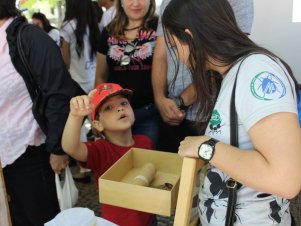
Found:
[179,112,301,199]
[60,38,70,68]
[152,36,184,125]
[94,52,109,87]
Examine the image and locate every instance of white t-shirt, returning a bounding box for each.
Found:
[99,6,116,32]
[156,0,254,121]
[60,19,96,93]
[228,0,254,34]
[199,54,297,226]
[0,18,45,167]
[48,28,60,46]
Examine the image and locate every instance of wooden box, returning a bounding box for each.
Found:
[99,148,183,216]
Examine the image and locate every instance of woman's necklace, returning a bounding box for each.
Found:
[124,25,142,31]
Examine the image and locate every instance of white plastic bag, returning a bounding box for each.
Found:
[44,207,118,226]
[55,166,79,211]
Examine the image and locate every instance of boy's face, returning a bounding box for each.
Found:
[94,95,135,132]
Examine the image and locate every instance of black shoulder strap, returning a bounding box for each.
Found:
[230,57,248,147]
[16,23,40,97]
[226,55,250,226]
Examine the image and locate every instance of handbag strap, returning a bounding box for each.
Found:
[16,23,40,97]
[225,55,250,226]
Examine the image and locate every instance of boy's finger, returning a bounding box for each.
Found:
[76,96,85,110]
[88,89,97,99]
[83,96,91,110]
[71,97,79,109]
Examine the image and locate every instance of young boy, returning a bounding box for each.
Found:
[62,83,155,226]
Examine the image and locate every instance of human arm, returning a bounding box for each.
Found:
[62,91,96,162]
[32,32,85,157]
[9,21,86,162]
[49,154,69,174]
[178,84,197,108]
[152,36,185,125]
[179,112,301,199]
[31,28,85,172]
[59,21,73,68]
[60,38,70,68]
[94,52,109,87]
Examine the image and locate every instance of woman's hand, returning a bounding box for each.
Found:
[157,97,185,126]
[178,135,211,158]
[50,154,69,174]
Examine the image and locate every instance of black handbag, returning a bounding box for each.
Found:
[17,23,48,134]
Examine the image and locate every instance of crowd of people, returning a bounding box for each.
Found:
[0,0,301,226]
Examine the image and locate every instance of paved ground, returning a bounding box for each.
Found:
[74,168,300,226]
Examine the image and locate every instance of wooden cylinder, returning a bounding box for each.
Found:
[132,163,156,186]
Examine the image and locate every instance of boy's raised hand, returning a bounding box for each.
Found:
[70,89,97,117]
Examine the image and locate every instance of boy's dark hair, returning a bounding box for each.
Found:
[0,0,20,19]
[32,12,56,33]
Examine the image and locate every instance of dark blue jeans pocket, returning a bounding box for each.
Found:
[133,103,159,147]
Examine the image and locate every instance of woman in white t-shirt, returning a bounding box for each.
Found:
[60,0,101,94]
[32,12,60,46]
[60,0,101,181]
[162,0,301,225]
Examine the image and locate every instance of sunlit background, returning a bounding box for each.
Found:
[16,0,163,27]
[293,0,301,22]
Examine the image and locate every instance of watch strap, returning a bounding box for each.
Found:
[198,138,219,162]
[205,138,219,147]
[174,96,189,111]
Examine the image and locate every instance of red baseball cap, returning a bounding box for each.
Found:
[91,83,133,120]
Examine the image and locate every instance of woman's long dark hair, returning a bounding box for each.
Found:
[0,0,20,19]
[162,0,298,121]
[62,0,101,59]
[92,1,103,23]
[32,12,56,33]
[107,0,157,39]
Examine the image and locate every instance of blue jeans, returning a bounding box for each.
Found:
[132,103,160,148]
[151,215,158,226]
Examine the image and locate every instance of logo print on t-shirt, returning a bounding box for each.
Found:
[250,72,286,100]
[201,170,243,224]
[257,193,288,224]
[208,110,224,134]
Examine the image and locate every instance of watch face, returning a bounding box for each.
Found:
[200,144,213,160]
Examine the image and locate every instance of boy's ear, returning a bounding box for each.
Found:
[184,28,193,38]
[92,120,104,132]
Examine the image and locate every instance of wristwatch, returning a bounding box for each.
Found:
[174,95,189,111]
[198,138,219,162]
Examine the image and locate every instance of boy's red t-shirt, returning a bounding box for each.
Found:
[81,135,154,226]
